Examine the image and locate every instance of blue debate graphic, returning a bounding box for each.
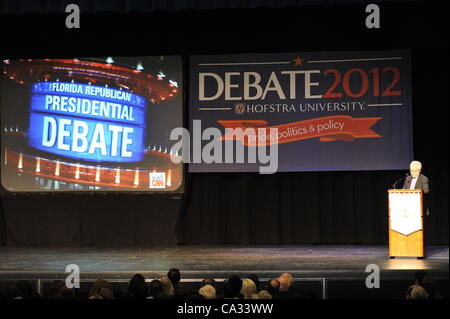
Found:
[27,82,148,162]
[1,57,183,192]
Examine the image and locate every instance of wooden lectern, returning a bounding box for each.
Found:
[388,189,424,258]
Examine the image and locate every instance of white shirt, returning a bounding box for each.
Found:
[410,176,418,190]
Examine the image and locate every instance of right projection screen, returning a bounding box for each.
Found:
[188,50,413,173]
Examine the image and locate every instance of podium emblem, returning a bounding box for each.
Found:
[389,192,422,236]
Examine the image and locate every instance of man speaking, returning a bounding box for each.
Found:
[403,160,430,215]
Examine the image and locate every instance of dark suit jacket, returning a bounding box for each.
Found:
[402,174,429,194]
[402,173,430,215]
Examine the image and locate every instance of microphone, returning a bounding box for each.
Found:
[392,173,409,189]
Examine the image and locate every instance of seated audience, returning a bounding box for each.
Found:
[202,278,216,288]
[406,284,429,299]
[265,278,280,297]
[273,275,297,299]
[126,274,148,299]
[199,284,216,299]
[168,268,190,298]
[279,272,294,290]
[240,279,257,299]
[160,276,175,299]
[99,287,114,299]
[227,275,244,299]
[89,279,113,299]
[148,279,163,299]
[4,267,444,300]
[223,281,238,299]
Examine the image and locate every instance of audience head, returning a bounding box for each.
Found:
[266,278,280,296]
[240,279,257,299]
[278,272,294,291]
[161,276,175,296]
[89,279,112,298]
[227,275,243,296]
[202,278,216,288]
[199,284,216,299]
[149,279,163,297]
[127,274,148,299]
[223,281,237,299]
[414,270,428,286]
[168,268,181,288]
[278,276,291,292]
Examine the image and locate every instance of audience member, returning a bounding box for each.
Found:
[406,284,429,299]
[240,279,257,299]
[126,274,148,299]
[168,268,181,288]
[199,284,216,299]
[265,278,280,297]
[279,272,294,290]
[89,279,113,299]
[273,275,297,299]
[202,278,216,288]
[223,282,238,299]
[160,276,175,299]
[99,287,114,299]
[227,275,244,298]
[148,279,163,299]
[168,268,190,298]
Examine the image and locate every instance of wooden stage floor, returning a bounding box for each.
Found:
[0,245,448,281]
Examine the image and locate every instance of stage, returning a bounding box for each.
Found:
[0,245,448,298]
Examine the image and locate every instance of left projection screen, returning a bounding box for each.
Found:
[0,57,183,192]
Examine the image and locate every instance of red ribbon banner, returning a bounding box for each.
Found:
[217,115,382,146]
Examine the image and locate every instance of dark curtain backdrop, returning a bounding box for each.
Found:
[0,0,448,246]
[0,194,180,246]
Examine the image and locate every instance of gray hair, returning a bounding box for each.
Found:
[409,161,422,170]
[199,284,216,299]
